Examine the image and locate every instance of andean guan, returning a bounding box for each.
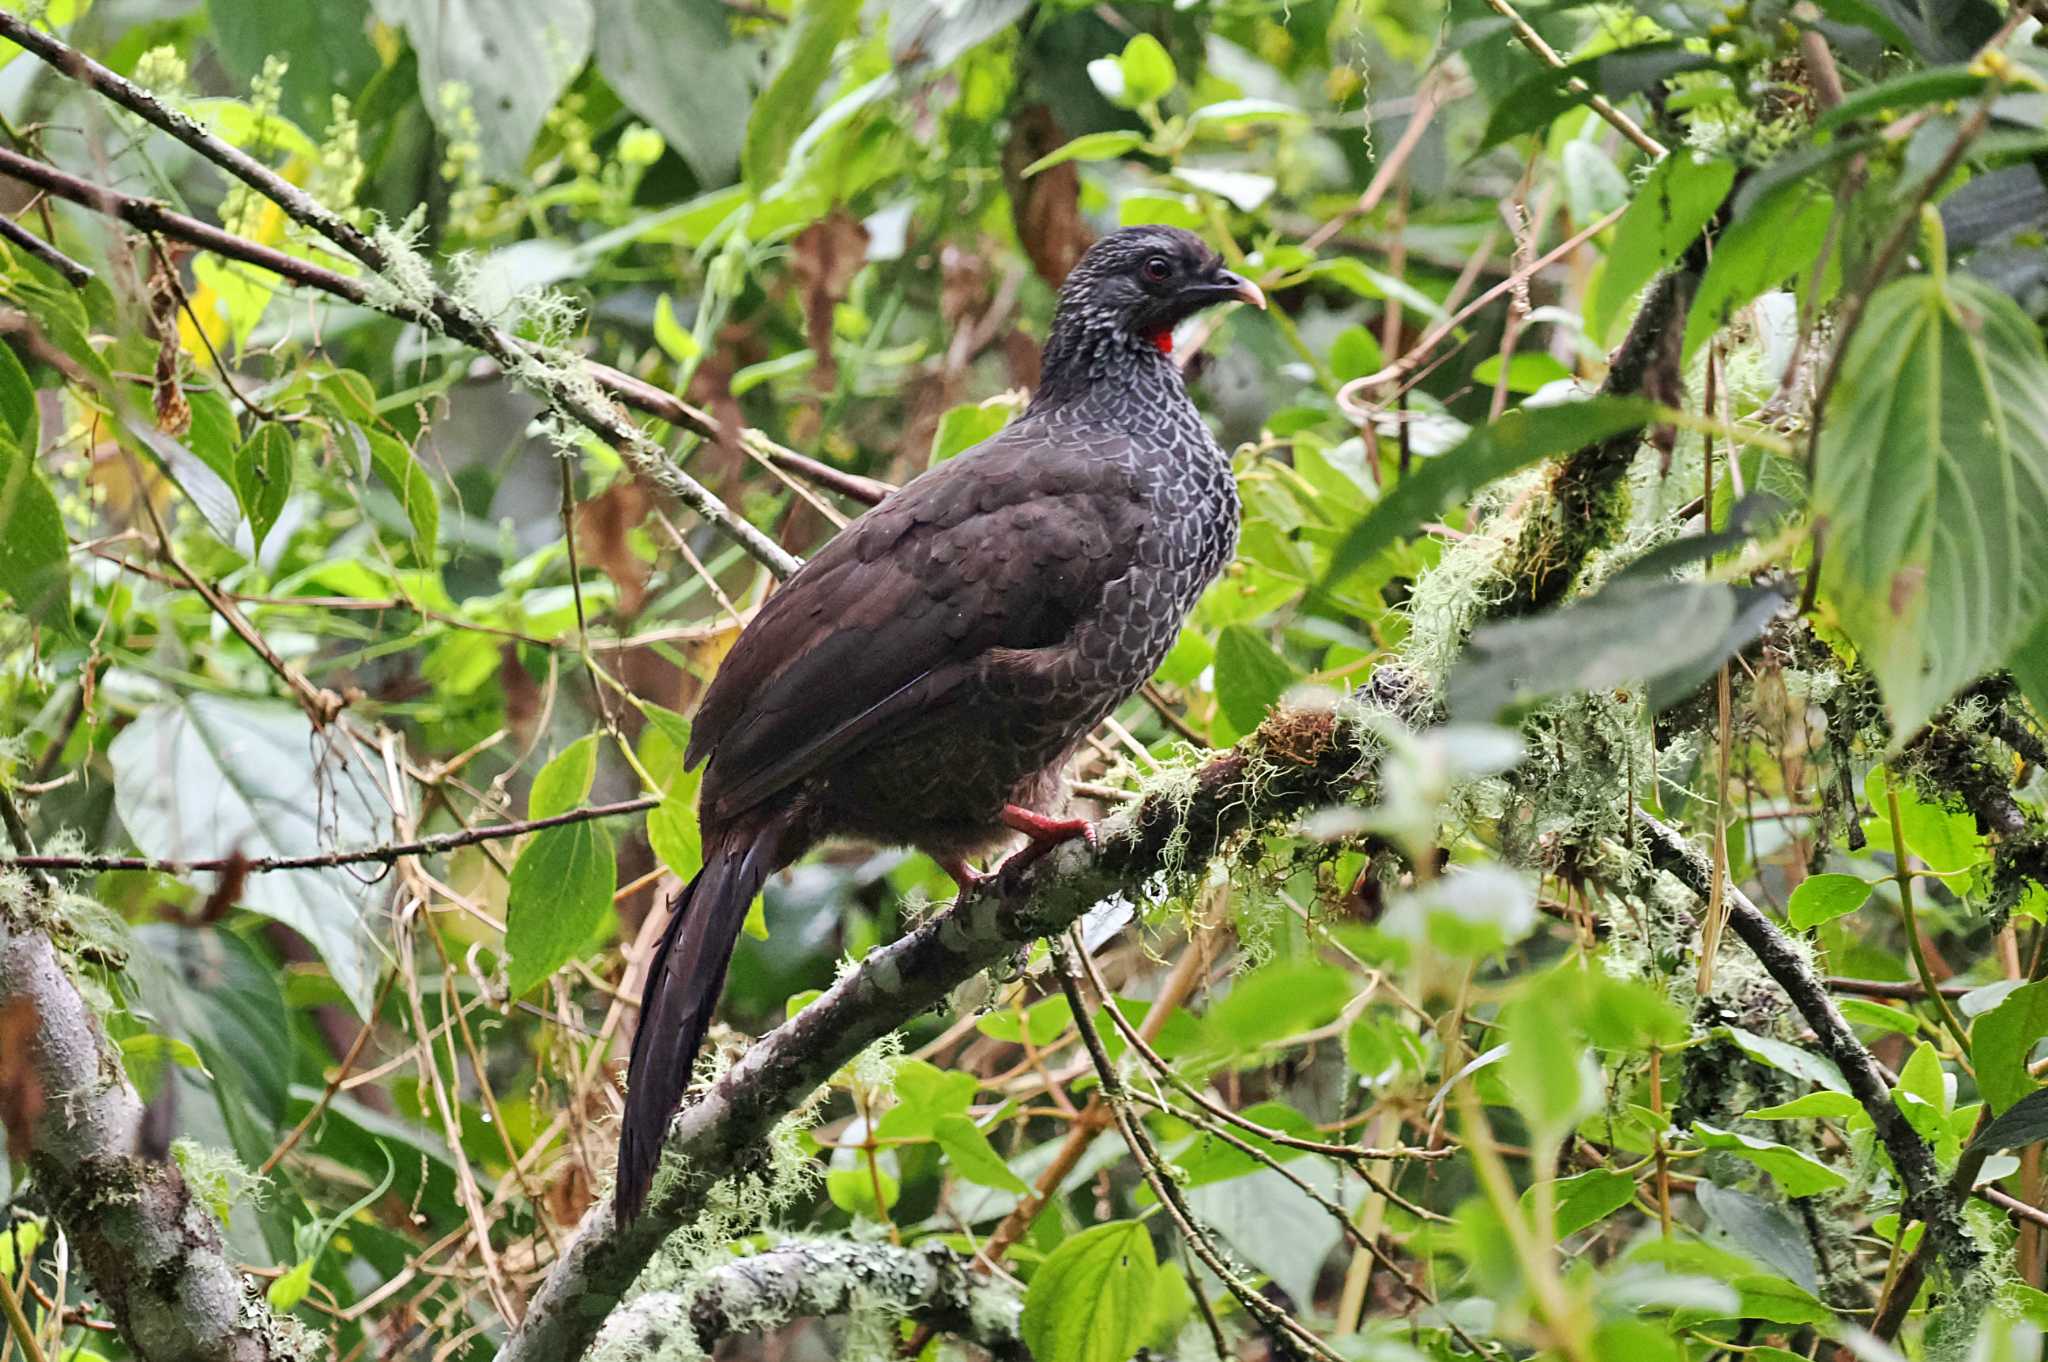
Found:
[616,226,1264,1224]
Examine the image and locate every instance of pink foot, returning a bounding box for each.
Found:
[990,804,1097,882]
[939,857,988,896]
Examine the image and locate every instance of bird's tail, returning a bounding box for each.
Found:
[616,812,789,1226]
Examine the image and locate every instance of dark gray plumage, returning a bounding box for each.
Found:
[618,226,1260,1224]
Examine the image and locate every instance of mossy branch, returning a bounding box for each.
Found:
[587,1239,1029,1361]
[0,799,309,1362]
[1636,810,1981,1279]
[500,675,1427,1362]
[0,16,799,579]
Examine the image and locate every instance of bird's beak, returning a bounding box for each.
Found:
[1215,269,1266,310]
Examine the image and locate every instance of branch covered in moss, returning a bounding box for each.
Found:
[500,674,1426,1362]
[1636,810,1981,1277]
[0,910,308,1354]
[587,1239,1028,1361]
[0,17,798,579]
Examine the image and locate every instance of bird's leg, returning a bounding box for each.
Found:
[939,856,988,896]
[1000,803,1098,849]
[990,804,1098,885]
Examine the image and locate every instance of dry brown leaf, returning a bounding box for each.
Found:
[1003,104,1092,289]
[790,210,869,391]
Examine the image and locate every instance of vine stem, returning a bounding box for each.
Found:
[1885,772,1973,1053]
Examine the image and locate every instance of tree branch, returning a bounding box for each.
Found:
[587,1239,1028,1361]
[500,674,1430,1362]
[0,869,309,1357]
[1635,810,1981,1277]
[0,24,798,578]
[0,795,657,875]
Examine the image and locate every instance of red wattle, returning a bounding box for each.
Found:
[1151,330,1174,355]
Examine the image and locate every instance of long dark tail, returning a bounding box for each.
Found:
[615,814,787,1226]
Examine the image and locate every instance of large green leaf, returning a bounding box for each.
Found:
[505,820,616,996]
[382,0,594,178]
[110,696,387,1014]
[235,422,294,556]
[1682,181,1835,361]
[1813,274,2048,736]
[594,0,751,183]
[1020,1221,1158,1362]
[1690,1124,1849,1197]
[1447,579,1785,720]
[0,430,72,638]
[1591,154,1735,341]
[1321,397,1655,587]
[209,0,380,133]
[1973,980,2048,1115]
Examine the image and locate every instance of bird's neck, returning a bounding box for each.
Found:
[1029,318,1185,415]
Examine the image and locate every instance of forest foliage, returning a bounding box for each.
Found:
[0,0,2046,1360]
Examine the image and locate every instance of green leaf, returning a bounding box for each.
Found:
[1972,980,2048,1115]
[929,394,1020,464]
[1746,1091,1864,1120]
[1591,154,1736,341]
[1212,624,1299,739]
[1839,997,1920,1036]
[743,0,860,192]
[1816,66,1987,133]
[209,0,380,134]
[0,336,38,450]
[267,1257,316,1311]
[933,1114,1030,1193]
[1785,873,1874,929]
[112,699,386,1014]
[1200,962,1357,1059]
[1814,275,2048,736]
[1448,579,1784,720]
[976,995,1072,1047]
[1021,129,1144,177]
[1970,1088,2048,1154]
[1170,1101,1319,1185]
[1021,1221,1158,1362]
[1720,1026,1851,1094]
[826,1163,899,1217]
[1481,42,1713,148]
[1118,33,1176,106]
[1525,1167,1636,1238]
[1188,98,1305,131]
[365,429,439,560]
[652,294,700,364]
[1690,1123,1849,1197]
[647,792,704,882]
[1321,397,1654,586]
[505,821,616,996]
[1504,990,1599,1135]
[384,0,594,178]
[235,422,294,555]
[530,733,601,819]
[1683,182,1834,362]
[0,429,72,638]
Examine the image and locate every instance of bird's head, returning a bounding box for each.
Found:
[1050,226,1266,359]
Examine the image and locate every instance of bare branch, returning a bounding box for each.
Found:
[0,795,658,875]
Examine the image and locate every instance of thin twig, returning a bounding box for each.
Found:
[1480,0,1666,156]
[0,795,658,874]
[0,211,88,286]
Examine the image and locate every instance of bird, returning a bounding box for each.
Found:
[616,225,1264,1224]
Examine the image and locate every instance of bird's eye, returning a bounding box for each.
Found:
[1141,255,1172,283]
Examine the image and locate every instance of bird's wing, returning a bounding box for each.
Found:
[686,421,1148,824]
